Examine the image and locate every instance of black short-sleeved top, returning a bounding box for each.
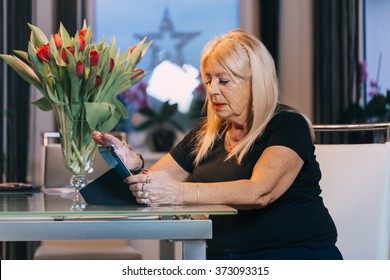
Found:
[170,109,338,253]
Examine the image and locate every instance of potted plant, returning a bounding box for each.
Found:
[358,60,390,123]
[362,89,390,122]
[135,100,185,151]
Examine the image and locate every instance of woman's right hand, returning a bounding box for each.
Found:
[125,170,183,206]
[92,130,143,172]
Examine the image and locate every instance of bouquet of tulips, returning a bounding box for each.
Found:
[0,19,151,132]
[0,20,151,176]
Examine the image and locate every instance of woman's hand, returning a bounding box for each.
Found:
[92,130,143,172]
[125,170,183,206]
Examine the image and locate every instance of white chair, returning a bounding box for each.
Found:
[33,132,142,260]
[313,123,390,260]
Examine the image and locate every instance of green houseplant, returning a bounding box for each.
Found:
[359,60,390,123]
[363,89,390,122]
[135,100,185,151]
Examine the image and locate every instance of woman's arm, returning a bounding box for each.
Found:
[126,145,303,207]
[183,145,303,207]
[151,153,192,182]
[197,145,303,207]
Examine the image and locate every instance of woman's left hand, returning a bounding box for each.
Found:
[92,130,142,171]
[125,170,182,206]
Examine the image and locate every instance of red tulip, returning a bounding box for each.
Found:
[109,58,114,73]
[61,47,75,64]
[90,50,99,66]
[36,43,51,62]
[80,29,87,37]
[79,29,92,43]
[94,74,102,87]
[131,68,144,80]
[79,35,86,51]
[76,61,84,78]
[53,34,62,49]
[129,45,142,63]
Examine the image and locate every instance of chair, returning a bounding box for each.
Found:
[41,131,127,188]
[33,131,142,260]
[313,123,390,260]
[33,240,142,260]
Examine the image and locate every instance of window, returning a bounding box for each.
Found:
[364,0,390,102]
[95,0,239,116]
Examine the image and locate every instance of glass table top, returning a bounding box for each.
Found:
[0,188,237,218]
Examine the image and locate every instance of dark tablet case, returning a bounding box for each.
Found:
[80,168,139,205]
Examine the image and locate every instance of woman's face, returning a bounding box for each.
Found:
[203,57,251,126]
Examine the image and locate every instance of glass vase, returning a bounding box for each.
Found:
[71,178,87,211]
[52,105,97,190]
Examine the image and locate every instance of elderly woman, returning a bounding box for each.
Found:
[93,29,342,260]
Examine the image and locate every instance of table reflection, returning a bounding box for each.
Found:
[0,189,237,218]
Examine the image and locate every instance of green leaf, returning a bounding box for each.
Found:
[113,98,128,118]
[64,48,81,103]
[13,50,29,63]
[58,22,72,47]
[97,109,122,132]
[138,107,159,118]
[135,100,183,131]
[49,35,65,68]
[28,23,49,47]
[0,54,42,90]
[365,95,387,119]
[160,101,178,120]
[32,97,52,111]
[27,42,45,78]
[84,101,118,130]
[127,71,149,87]
[126,37,152,71]
[100,60,126,93]
[108,38,117,58]
[70,103,83,120]
[134,119,155,131]
[44,82,62,104]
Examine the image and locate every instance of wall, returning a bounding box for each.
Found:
[240,0,260,37]
[27,0,56,184]
[279,0,313,120]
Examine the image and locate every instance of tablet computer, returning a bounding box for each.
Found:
[80,146,138,205]
[98,145,131,179]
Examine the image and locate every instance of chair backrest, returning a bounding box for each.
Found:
[42,132,127,188]
[314,124,390,260]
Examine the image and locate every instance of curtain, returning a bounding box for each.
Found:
[313,0,360,125]
[0,0,33,260]
[313,0,361,143]
[0,0,4,181]
[5,0,31,183]
[56,0,88,33]
[259,0,280,73]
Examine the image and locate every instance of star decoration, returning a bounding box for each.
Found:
[134,7,200,69]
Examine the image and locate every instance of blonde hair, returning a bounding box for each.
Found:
[192,29,279,165]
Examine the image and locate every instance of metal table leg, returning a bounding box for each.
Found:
[182,240,206,260]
